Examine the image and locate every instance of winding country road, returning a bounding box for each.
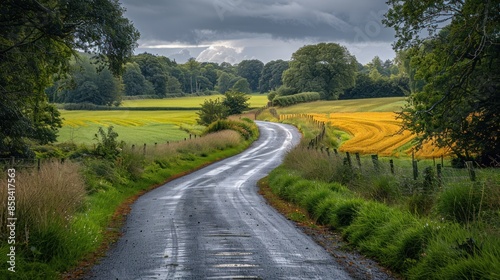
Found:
[85,121,352,280]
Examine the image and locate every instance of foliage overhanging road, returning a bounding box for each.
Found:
[86,121,352,279]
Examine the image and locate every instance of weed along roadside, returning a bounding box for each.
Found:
[0,119,259,279]
[255,107,500,279]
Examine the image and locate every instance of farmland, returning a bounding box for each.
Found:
[275,97,450,158]
[120,94,269,108]
[58,94,268,145]
[58,110,199,145]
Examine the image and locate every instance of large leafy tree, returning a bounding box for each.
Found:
[384,0,499,165]
[230,78,251,94]
[0,0,139,157]
[282,43,357,100]
[122,62,155,96]
[134,53,169,96]
[58,55,122,105]
[237,59,264,92]
[259,60,289,93]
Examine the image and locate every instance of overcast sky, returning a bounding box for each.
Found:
[120,0,397,65]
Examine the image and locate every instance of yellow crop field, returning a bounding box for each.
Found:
[278,97,451,159]
[307,112,449,158]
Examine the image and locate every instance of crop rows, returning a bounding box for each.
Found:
[300,112,450,158]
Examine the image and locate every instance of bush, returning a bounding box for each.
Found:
[93,126,124,159]
[273,92,321,107]
[204,119,258,140]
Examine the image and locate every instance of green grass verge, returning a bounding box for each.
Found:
[266,167,500,279]
[0,121,259,279]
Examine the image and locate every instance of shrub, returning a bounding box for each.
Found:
[273,92,321,107]
[204,119,258,140]
[93,126,124,159]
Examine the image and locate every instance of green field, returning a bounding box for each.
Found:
[277,96,407,114]
[121,94,269,108]
[59,94,268,145]
[58,96,405,146]
[58,110,199,145]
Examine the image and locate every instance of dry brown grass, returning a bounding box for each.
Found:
[0,161,86,241]
[144,130,242,159]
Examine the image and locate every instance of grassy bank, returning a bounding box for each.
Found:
[264,141,500,279]
[0,119,259,279]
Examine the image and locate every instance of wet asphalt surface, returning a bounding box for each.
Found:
[85,121,353,280]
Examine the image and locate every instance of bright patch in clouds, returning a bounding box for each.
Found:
[121,0,396,64]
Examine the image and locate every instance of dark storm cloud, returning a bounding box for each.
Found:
[120,0,394,45]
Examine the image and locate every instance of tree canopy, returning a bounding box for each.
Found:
[237,59,264,92]
[384,0,500,165]
[0,0,139,157]
[282,43,357,100]
[259,60,289,93]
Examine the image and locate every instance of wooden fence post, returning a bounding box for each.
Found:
[355,153,361,168]
[390,159,394,174]
[346,152,352,167]
[143,143,146,155]
[413,160,419,180]
[371,155,379,171]
[437,164,442,187]
[466,161,476,181]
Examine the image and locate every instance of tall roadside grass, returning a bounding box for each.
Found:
[266,143,500,279]
[0,162,87,278]
[0,119,259,279]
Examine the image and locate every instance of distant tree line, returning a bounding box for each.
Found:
[47,46,410,106]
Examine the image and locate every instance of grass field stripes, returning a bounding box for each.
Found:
[59,110,199,145]
[279,112,450,159]
[120,94,269,108]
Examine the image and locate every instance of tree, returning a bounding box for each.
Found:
[237,59,264,92]
[223,91,250,115]
[215,71,236,94]
[123,63,155,96]
[134,53,170,96]
[183,58,202,93]
[166,76,183,94]
[384,0,500,165]
[0,0,139,157]
[196,99,229,126]
[230,78,251,94]
[58,55,122,106]
[259,60,289,93]
[282,43,357,100]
